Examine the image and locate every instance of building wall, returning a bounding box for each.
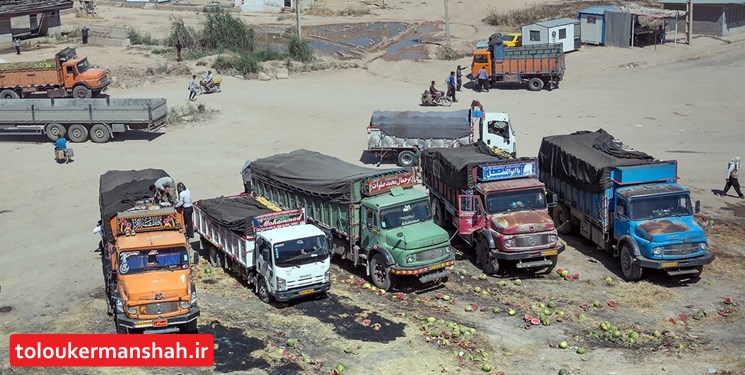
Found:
[0,18,11,45]
[522,25,549,45]
[724,4,745,32]
[579,13,604,44]
[39,11,63,37]
[664,4,725,35]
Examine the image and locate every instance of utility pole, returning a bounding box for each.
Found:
[296,0,302,39]
[685,0,693,45]
[443,0,451,48]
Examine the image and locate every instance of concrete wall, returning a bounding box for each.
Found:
[87,25,130,47]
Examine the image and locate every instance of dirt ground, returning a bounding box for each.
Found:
[1,0,745,374]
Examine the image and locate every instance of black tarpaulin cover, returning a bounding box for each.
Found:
[99,169,170,243]
[538,129,656,193]
[422,141,509,190]
[196,195,273,236]
[251,150,406,203]
[370,110,472,139]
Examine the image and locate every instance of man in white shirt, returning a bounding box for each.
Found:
[93,220,104,252]
[174,182,194,239]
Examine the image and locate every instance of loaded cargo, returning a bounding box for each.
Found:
[471,41,565,91]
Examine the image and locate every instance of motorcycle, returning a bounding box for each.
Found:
[421,90,452,107]
[199,76,222,95]
[54,148,73,164]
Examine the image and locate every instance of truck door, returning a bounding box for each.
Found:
[457,194,486,235]
[64,65,77,87]
[482,119,513,154]
[613,198,631,241]
[361,206,378,250]
[256,238,273,281]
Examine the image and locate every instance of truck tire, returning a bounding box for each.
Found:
[73,85,92,99]
[620,243,643,281]
[477,240,500,275]
[257,277,273,304]
[67,124,89,143]
[45,123,66,141]
[527,78,545,91]
[397,151,415,167]
[0,89,19,99]
[370,254,395,291]
[90,124,111,143]
[431,197,447,228]
[552,204,573,235]
[114,316,128,334]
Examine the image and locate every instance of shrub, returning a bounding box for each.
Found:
[166,16,198,50]
[288,36,314,63]
[199,8,255,52]
[128,27,159,45]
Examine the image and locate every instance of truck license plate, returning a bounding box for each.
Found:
[299,289,314,296]
[153,319,168,328]
[661,262,678,268]
[135,320,152,328]
[430,262,446,271]
[542,250,558,256]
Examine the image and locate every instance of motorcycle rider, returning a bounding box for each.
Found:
[429,80,444,100]
[201,70,214,92]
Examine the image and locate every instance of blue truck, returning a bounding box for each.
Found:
[538,130,714,281]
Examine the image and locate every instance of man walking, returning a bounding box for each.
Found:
[456,65,463,91]
[174,182,194,239]
[720,156,743,198]
[447,71,457,103]
[13,37,21,55]
[82,26,90,44]
[477,66,489,92]
[188,75,198,101]
[176,40,183,61]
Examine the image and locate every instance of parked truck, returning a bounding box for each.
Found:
[194,194,331,303]
[471,42,565,91]
[251,149,455,291]
[367,109,516,167]
[0,97,167,143]
[0,47,109,99]
[423,143,564,274]
[538,129,714,281]
[99,169,199,333]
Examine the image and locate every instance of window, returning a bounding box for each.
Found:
[365,207,376,229]
[530,30,541,41]
[587,16,596,24]
[558,28,567,39]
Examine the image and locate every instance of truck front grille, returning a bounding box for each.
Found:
[663,243,701,256]
[142,302,179,316]
[416,247,448,262]
[513,234,552,248]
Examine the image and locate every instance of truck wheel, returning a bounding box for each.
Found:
[114,316,128,334]
[45,123,66,141]
[90,124,111,143]
[370,254,394,291]
[67,124,89,143]
[73,85,92,98]
[397,151,415,167]
[0,89,19,99]
[552,204,573,235]
[257,277,273,304]
[527,78,545,91]
[431,198,446,228]
[478,242,500,275]
[208,247,222,268]
[620,243,642,281]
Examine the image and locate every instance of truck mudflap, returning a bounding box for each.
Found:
[275,282,331,302]
[116,306,200,333]
[634,251,715,275]
[495,243,565,268]
[390,253,455,281]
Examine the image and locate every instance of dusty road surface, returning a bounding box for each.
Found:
[1,0,745,374]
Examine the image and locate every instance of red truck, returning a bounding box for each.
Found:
[422,143,564,274]
[0,47,109,99]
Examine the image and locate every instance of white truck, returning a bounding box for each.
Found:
[193,194,331,303]
[367,109,516,167]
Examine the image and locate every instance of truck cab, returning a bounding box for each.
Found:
[56,48,109,98]
[482,112,516,156]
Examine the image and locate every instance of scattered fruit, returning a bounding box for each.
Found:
[343,347,354,354]
[572,273,581,279]
[513,279,523,286]
[204,267,213,274]
[334,363,345,373]
[362,282,371,289]
[479,273,488,280]
[603,276,613,284]
[600,321,611,331]
[555,310,564,317]
[547,300,557,308]
[564,274,573,281]
[458,269,468,276]
[427,317,436,324]
[556,267,565,274]
[435,293,444,300]
[465,305,474,312]
[559,341,568,349]
[723,297,734,305]
[576,347,586,354]
[593,300,603,308]
[612,330,621,338]
[498,280,507,287]
[531,318,541,325]
[482,363,493,372]
[559,369,569,375]
[473,286,482,293]
[560,270,569,277]
[442,295,451,302]
[492,307,502,314]
[608,299,617,307]
[508,309,516,316]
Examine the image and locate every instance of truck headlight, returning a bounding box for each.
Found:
[324,270,330,283]
[180,301,190,309]
[504,238,514,248]
[127,306,137,315]
[549,234,557,243]
[191,290,197,305]
[406,254,415,263]
[652,247,663,255]
[115,299,124,313]
[277,277,286,291]
[699,243,708,251]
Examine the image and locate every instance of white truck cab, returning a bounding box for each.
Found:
[481,112,516,156]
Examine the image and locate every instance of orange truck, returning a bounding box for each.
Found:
[99,169,199,334]
[471,43,565,91]
[0,47,109,99]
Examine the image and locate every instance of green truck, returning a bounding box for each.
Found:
[251,149,455,291]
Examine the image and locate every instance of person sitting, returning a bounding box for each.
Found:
[54,134,67,151]
[150,176,175,204]
[429,80,444,99]
[201,70,214,91]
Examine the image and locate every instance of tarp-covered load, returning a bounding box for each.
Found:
[538,129,656,193]
[423,141,510,190]
[251,150,407,203]
[370,110,472,139]
[196,195,274,236]
[98,169,169,243]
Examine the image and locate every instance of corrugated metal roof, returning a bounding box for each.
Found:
[658,0,745,4]
[535,17,580,28]
[578,5,624,15]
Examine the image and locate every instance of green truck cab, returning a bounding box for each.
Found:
[251,149,455,291]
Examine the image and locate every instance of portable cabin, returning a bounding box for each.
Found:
[521,18,580,52]
[577,5,624,45]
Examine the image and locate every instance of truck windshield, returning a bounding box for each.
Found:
[629,194,693,221]
[473,54,488,64]
[118,247,189,275]
[485,188,546,214]
[274,235,329,267]
[77,58,90,73]
[380,200,430,229]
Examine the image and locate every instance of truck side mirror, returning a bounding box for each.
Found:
[694,200,700,214]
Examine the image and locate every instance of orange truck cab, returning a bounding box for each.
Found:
[99,169,199,334]
[0,47,109,99]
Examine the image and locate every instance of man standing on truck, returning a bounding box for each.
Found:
[477,66,489,92]
[174,182,194,239]
[150,176,175,203]
[241,160,253,194]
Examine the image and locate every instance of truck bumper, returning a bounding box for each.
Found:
[390,254,455,283]
[116,306,200,333]
[275,282,331,302]
[495,243,565,268]
[635,251,715,274]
